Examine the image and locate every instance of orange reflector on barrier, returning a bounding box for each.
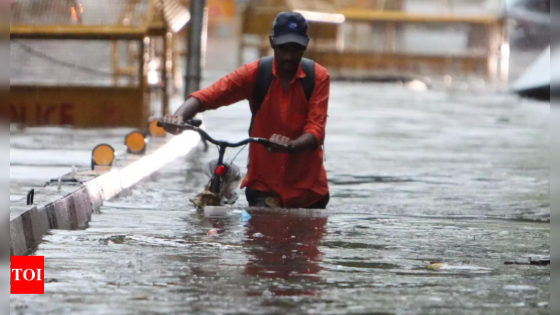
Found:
[125,131,147,154]
[149,119,166,138]
[91,144,115,170]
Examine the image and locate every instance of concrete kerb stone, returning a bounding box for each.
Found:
[10,216,27,257]
[28,207,50,248]
[10,130,201,256]
[84,177,103,210]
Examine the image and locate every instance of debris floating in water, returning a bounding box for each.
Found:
[426,262,448,270]
[505,256,550,266]
[530,256,550,265]
[241,210,252,225]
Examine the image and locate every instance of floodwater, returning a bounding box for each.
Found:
[10,81,549,315]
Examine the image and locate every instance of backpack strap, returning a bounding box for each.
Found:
[249,56,274,136]
[249,57,316,136]
[300,58,315,102]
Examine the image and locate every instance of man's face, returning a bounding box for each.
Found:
[271,42,306,73]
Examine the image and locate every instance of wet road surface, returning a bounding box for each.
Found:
[10,82,549,315]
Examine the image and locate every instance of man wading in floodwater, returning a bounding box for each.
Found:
[162,12,330,209]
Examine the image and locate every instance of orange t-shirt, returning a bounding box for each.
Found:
[190,59,329,208]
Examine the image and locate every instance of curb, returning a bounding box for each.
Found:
[10,130,201,256]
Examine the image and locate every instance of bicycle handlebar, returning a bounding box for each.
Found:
[157,120,283,149]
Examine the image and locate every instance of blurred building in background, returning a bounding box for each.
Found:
[9,0,549,128]
[507,0,549,49]
[238,0,509,81]
[505,0,550,84]
[10,0,191,128]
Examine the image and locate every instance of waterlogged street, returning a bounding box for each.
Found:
[9,81,549,315]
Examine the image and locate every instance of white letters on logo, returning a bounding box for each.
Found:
[11,268,43,281]
[11,269,23,281]
[23,269,36,281]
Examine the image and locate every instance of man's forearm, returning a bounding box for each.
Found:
[175,97,203,121]
[289,133,318,153]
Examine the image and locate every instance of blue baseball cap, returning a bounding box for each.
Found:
[271,12,310,47]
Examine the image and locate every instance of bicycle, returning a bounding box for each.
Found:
[157,119,288,211]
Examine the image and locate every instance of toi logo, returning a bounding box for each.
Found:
[11,256,45,294]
